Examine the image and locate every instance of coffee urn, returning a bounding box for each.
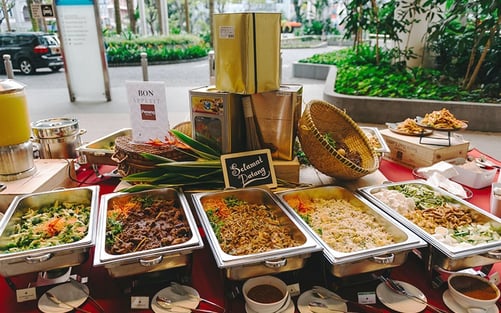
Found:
[0,79,36,181]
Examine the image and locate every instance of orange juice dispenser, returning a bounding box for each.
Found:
[0,79,36,181]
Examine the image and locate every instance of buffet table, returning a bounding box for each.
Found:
[0,149,500,313]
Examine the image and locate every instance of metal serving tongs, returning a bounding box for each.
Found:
[170,282,226,312]
[378,276,449,313]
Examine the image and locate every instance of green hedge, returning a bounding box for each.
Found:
[105,34,210,64]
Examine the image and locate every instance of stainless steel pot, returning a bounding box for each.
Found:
[0,141,36,181]
[31,118,86,159]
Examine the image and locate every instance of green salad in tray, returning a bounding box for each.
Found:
[0,201,91,253]
[372,183,501,248]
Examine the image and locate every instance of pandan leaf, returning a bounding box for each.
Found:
[139,153,176,164]
[171,129,221,159]
[117,184,161,192]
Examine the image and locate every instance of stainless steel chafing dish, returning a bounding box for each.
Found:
[93,188,203,278]
[358,180,501,271]
[277,185,426,277]
[77,128,131,165]
[191,188,321,280]
[0,186,99,277]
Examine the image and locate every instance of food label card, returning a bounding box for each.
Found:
[221,149,277,189]
[126,81,170,142]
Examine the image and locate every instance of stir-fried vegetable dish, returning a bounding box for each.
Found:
[0,201,90,253]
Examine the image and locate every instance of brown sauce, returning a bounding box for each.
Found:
[248,284,284,303]
[451,276,498,300]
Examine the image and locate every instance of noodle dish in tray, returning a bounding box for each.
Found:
[191,188,320,278]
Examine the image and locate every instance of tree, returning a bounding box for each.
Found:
[184,0,190,33]
[114,0,122,34]
[0,0,14,31]
[145,0,158,34]
[428,0,500,91]
[293,0,303,23]
[126,0,137,33]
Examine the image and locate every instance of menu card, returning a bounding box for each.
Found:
[126,81,170,142]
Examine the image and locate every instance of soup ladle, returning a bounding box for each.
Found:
[155,295,219,313]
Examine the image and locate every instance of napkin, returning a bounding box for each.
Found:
[416,161,459,179]
[427,172,467,198]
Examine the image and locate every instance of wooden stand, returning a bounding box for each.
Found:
[0,159,77,212]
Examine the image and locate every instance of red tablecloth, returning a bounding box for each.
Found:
[1,150,500,313]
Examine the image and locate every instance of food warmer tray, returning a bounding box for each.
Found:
[77,128,131,165]
[0,186,99,277]
[93,188,203,278]
[358,180,501,270]
[360,126,390,155]
[277,185,426,277]
[191,188,322,280]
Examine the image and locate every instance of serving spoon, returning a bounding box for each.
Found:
[379,276,449,313]
[312,286,385,313]
[45,291,92,313]
[171,282,225,312]
[155,295,219,313]
[69,278,106,313]
[309,301,359,312]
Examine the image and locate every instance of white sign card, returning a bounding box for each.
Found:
[126,81,170,143]
[55,0,110,101]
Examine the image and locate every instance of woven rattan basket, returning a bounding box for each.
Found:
[298,100,379,180]
[111,122,194,176]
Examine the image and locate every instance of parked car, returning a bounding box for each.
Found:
[0,32,63,75]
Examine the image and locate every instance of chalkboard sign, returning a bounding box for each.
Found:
[221,149,277,189]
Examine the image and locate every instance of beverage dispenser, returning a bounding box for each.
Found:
[0,79,36,181]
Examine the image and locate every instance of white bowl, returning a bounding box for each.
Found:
[242,275,289,313]
[448,273,500,312]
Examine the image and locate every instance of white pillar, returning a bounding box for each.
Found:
[396,4,439,68]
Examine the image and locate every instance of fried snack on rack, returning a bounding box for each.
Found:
[420,108,467,129]
[397,118,426,135]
